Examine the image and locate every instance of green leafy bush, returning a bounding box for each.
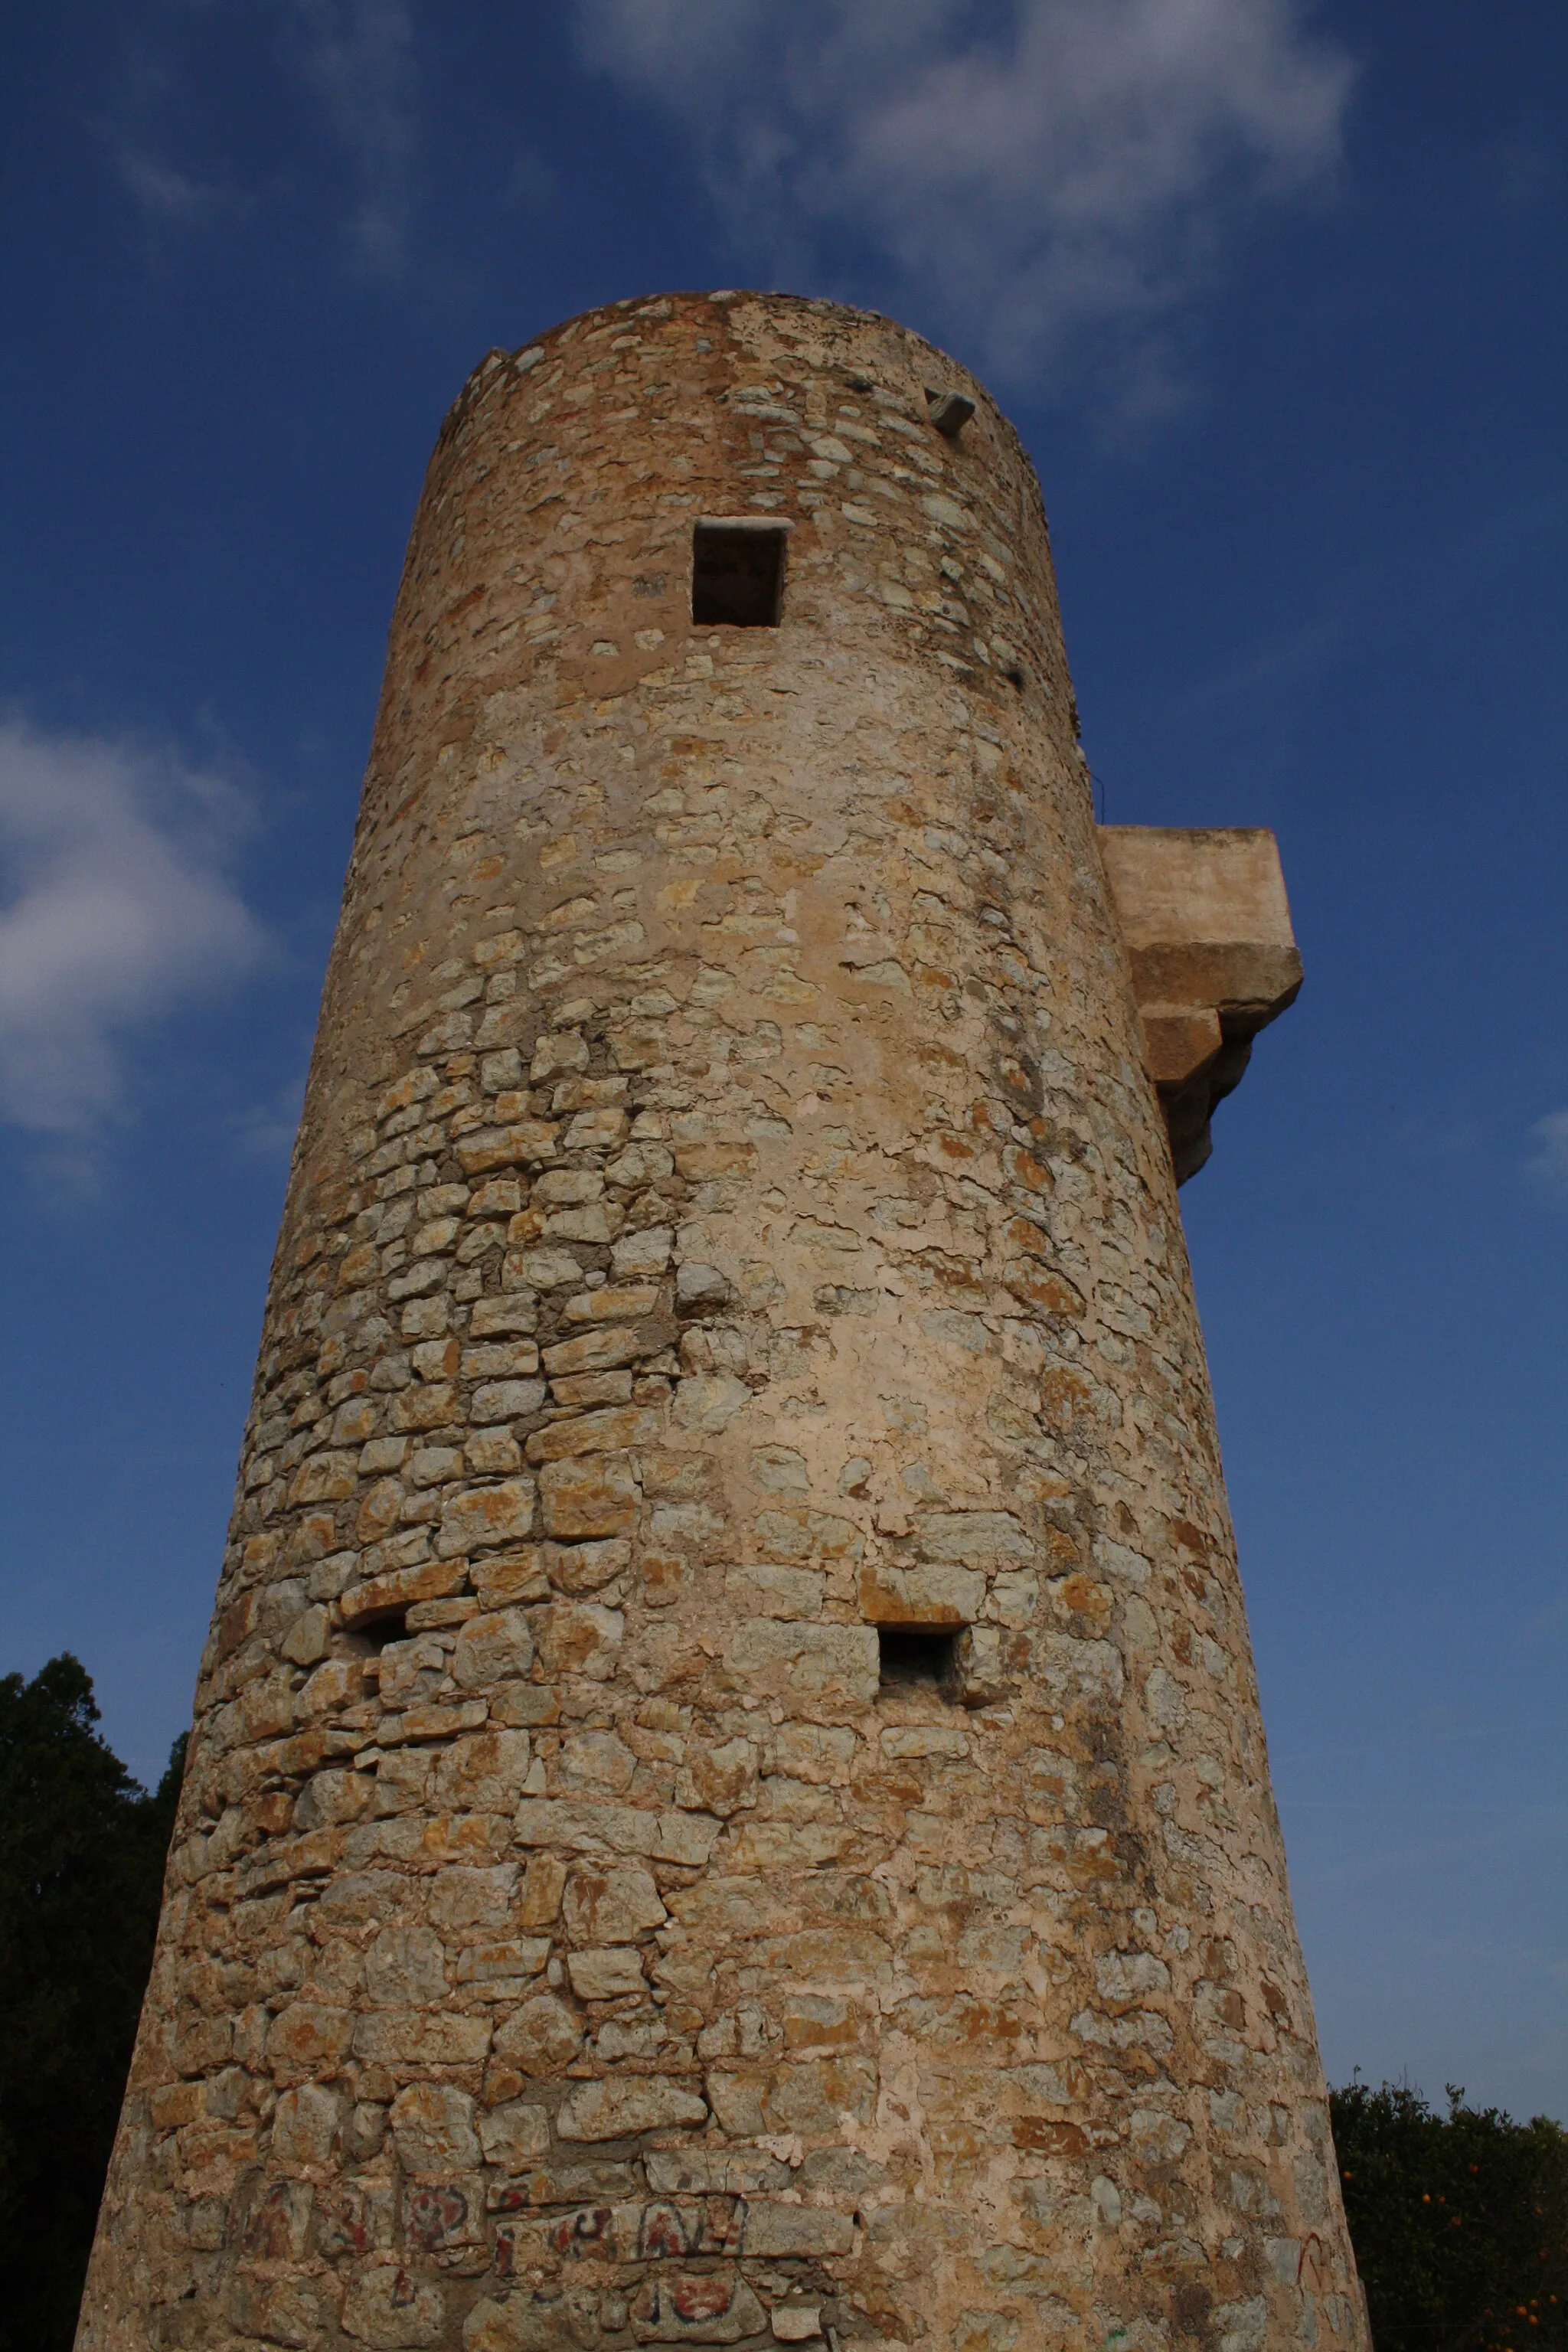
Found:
[1332,2079,1568,2352]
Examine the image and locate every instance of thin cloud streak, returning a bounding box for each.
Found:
[0,720,266,1140]
[576,0,1354,400]
[1525,1109,1568,1197]
[107,2,418,277]
[232,1071,308,1161]
[116,152,232,227]
[1181,480,1568,719]
[291,0,417,276]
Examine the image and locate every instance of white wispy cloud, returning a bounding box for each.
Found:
[1525,1110,1568,1197]
[232,1071,309,1161]
[577,0,1354,400]
[290,0,417,276]
[116,151,233,227]
[109,3,416,276]
[0,720,266,1140]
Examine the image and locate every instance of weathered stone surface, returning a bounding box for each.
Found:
[390,2081,482,2173]
[556,2074,709,2143]
[269,2081,339,2167]
[723,1619,880,1708]
[437,1477,536,1558]
[743,2201,856,2256]
[561,1865,667,1944]
[266,2001,354,2072]
[470,1547,550,1609]
[770,2301,824,2341]
[631,2272,767,2344]
[341,1557,468,1626]
[451,1607,535,1689]
[352,2011,492,2067]
[364,1922,447,2007]
[565,1945,647,2000]
[858,1560,985,1625]
[537,1452,639,1539]
[342,2262,445,2347]
[492,1993,583,2075]
[464,2292,573,2351]
[79,292,1364,2352]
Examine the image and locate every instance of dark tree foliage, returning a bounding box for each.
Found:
[0,1655,185,2352]
[1332,2080,1568,2352]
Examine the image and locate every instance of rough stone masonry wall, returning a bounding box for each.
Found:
[78,292,1367,2352]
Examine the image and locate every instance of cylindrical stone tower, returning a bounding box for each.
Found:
[80,292,1365,2352]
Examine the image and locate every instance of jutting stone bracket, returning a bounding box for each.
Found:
[1098,825,1303,1184]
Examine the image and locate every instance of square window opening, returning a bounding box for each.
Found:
[877,1625,959,1694]
[692,523,786,628]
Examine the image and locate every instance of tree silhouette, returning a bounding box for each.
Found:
[0,1655,185,2352]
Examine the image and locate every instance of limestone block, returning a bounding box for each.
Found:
[269,2082,339,2167]
[556,2074,708,2142]
[562,1866,668,1944]
[629,2274,767,2346]
[476,2100,551,2171]
[340,1560,467,1628]
[858,1561,985,1625]
[226,2274,324,2347]
[390,2082,482,2173]
[342,2262,445,2348]
[915,1509,1034,1565]
[472,1547,550,1609]
[537,1454,639,1538]
[526,1403,663,1462]
[492,1994,583,2075]
[534,1599,625,1681]
[546,1536,632,1594]
[671,1731,752,1815]
[726,1563,825,1618]
[456,1935,549,1987]
[743,2201,856,2256]
[721,1621,880,1707]
[771,2304,825,2342]
[351,2011,492,2067]
[565,1945,647,2000]
[472,1378,547,1420]
[451,1608,535,1689]
[427,1862,519,1937]
[559,1728,637,1793]
[433,1730,534,1811]
[436,1478,536,1558]
[266,2002,354,2073]
[364,1922,446,2007]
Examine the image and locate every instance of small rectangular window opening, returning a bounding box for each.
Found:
[354,1607,410,1655]
[692,523,786,628]
[877,1625,959,1694]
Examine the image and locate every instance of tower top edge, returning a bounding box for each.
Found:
[439,288,1005,447]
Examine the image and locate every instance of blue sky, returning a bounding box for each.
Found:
[2,0,1564,2119]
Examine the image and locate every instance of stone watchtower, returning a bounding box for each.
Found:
[80,294,1364,2352]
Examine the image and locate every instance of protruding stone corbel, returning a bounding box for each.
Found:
[925,387,976,438]
[1097,825,1302,1184]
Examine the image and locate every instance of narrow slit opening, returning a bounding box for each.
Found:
[349,1607,410,1656]
[692,523,786,627]
[877,1625,959,1694]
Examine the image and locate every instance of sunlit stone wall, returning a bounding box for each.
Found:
[79,290,1366,2352]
